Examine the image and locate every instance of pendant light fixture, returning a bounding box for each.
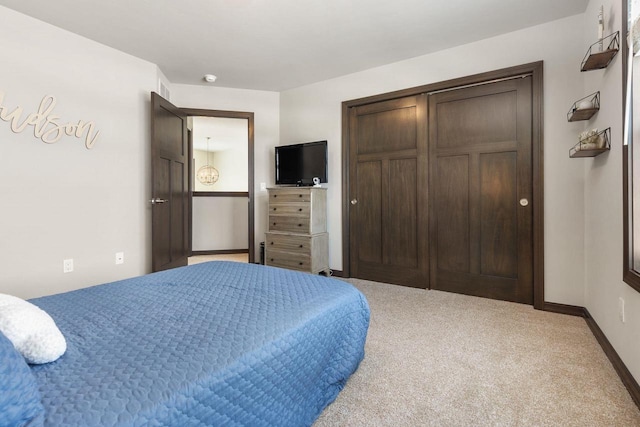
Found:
[197,137,219,185]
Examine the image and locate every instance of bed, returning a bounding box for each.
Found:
[3,261,370,426]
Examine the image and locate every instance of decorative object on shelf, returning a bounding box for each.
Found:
[581,31,620,71]
[569,127,611,158]
[578,129,603,149]
[197,137,219,185]
[567,92,600,122]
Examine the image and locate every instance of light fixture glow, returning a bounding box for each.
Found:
[197,137,219,186]
[204,74,217,83]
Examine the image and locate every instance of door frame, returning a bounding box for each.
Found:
[342,61,544,309]
[182,108,255,264]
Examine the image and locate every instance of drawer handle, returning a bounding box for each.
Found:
[299,262,303,266]
[270,242,274,245]
[273,195,277,198]
[270,258,274,262]
[273,222,277,226]
[299,194,302,197]
[298,224,302,227]
[273,208,277,211]
[298,208,302,212]
[299,245,303,248]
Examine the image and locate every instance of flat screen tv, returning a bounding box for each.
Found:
[275,141,328,186]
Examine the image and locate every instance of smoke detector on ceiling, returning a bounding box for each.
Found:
[203,74,217,83]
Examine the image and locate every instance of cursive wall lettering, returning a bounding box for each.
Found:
[0,91,100,149]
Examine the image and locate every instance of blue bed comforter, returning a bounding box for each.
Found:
[28,262,370,426]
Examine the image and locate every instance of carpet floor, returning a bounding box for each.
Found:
[314,278,640,427]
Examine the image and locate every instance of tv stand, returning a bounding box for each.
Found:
[265,187,329,275]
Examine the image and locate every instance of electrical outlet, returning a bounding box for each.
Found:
[63,259,73,273]
[619,297,626,323]
[115,252,124,265]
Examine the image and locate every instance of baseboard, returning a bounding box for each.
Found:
[330,269,344,278]
[583,308,640,409]
[542,302,640,410]
[191,249,249,256]
[542,302,585,317]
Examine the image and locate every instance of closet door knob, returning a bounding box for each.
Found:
[351,199,358,205]
[519,198,529,207]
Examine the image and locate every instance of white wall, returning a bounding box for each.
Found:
[0,6,157,299]
[583,0,640,388]
[170,85,280,260]
[280,14,587,306]
[192,197,249,251]
[212,147,249,191]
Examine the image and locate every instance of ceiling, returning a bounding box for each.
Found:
[0,0,589,91]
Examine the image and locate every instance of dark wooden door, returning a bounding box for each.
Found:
[428,77,533,304]
[348,95,429,288]
[151,92,189,271]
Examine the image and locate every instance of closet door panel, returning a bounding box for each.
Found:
[387,158,418,268]
[348,95,428,288]
[479,152,518,278]
[356,160,383,264]
[429,77,533,304]
[436,155,470,274]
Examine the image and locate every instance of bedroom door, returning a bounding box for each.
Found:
[428,77,533,304]
[150,92,190,271]
[347,95,429,288]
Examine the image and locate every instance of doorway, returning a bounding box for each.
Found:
[150,98,255,270]
[183,108,255,264]
[342,62,543,307]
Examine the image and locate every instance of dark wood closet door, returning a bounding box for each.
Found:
[348,95,429,288]
[428,77,533,304]
[151,92,189,272]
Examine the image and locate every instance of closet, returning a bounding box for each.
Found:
[343,63,542,305]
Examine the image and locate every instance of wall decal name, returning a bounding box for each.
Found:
[0,91,100,149]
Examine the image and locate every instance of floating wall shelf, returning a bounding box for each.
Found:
[569,127,611,158]
[567,91,600,122]
[581,32,620,71]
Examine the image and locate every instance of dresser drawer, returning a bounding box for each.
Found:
[265,249,311,271]
[264,232,328,274]
[268,215,310,233]
[269,189,312,203]
[269,203,310,216]
[265,233,311,252]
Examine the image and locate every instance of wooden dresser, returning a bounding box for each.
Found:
[265,187,329,274]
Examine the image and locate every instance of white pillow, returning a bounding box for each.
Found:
[0,294,66,364]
